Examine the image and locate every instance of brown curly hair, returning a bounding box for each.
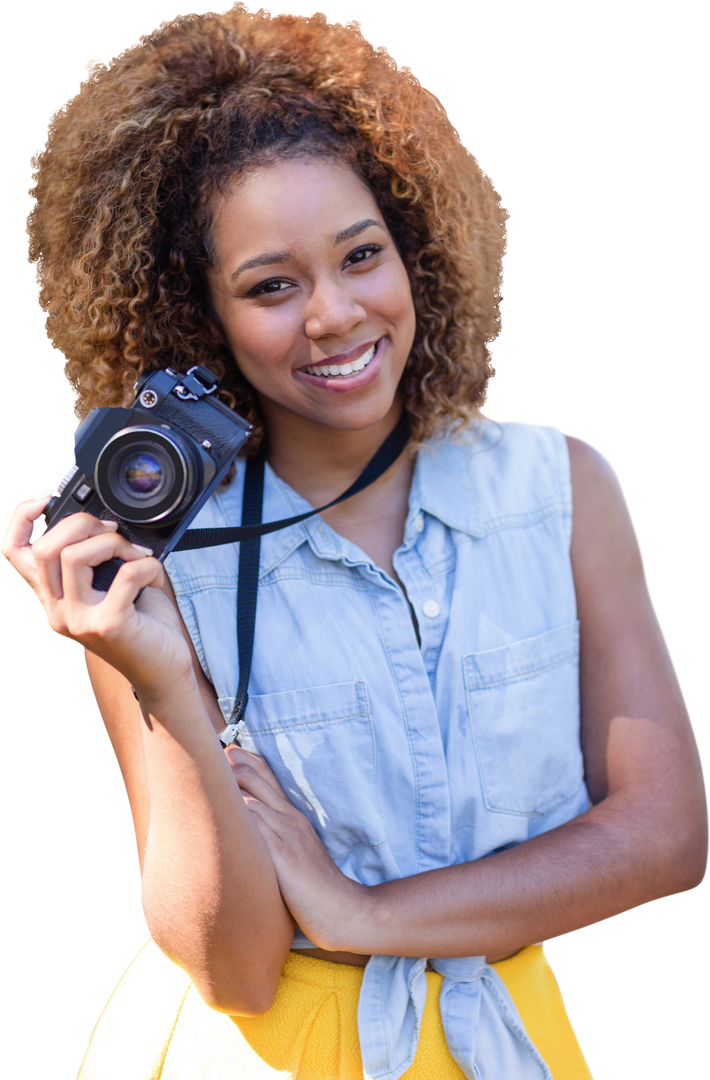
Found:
[28,5,507,451]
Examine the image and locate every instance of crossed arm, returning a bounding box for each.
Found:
[237,717,705,961]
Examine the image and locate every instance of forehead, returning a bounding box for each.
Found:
[209,158,382,262]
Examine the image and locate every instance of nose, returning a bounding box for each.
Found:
[304,275,367,341]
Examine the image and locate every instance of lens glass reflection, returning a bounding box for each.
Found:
[121,452,163,496]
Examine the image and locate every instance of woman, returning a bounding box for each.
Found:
[3,6,706,1079]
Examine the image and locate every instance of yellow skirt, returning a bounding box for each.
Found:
[78,944,592,1079]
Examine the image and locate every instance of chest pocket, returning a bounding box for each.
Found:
[464,622,584,815]
[234,680,386,858]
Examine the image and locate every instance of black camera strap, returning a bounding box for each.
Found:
[175,411,411,747]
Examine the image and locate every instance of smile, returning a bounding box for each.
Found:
[302,343,376,378]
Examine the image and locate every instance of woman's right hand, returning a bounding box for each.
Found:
[2,497,193,697]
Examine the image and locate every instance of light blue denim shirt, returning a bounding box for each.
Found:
[166,420,590,1080]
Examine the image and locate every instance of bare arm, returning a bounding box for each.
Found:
[88,648,295,1014]
[235,438,707,957]
[3,503,294,1013]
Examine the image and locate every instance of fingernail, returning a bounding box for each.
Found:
[32,488,54,500]
[132,543,154,557]
[100,520,119,530]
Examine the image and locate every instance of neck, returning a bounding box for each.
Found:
[258,395,405,506]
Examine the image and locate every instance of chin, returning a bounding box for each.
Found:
[303,396,401,433]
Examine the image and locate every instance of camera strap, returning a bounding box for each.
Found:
[175,411,411,747]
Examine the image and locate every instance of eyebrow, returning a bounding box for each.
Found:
[231,219,386,281]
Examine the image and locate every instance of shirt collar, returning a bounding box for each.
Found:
[414,419,502,538]
[255,418,499,576]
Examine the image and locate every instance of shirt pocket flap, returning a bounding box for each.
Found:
[230,681,386,859]
[244,681,370,732]
[464,622,584,815]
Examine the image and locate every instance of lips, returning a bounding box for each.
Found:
[294,338,385,393]
[298,339,380,378]
[302,342,376,378]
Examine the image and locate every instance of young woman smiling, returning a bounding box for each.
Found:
[3,7,706,1080]
[206,157,419,589]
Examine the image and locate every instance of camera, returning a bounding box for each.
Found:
[44,366,252,590]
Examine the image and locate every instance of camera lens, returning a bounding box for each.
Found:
[95,427,200,524]
[121,452,167,497]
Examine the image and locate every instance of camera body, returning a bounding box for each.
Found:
[45,366,251,590]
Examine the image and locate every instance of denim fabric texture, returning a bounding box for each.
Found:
[165,420,590,1080]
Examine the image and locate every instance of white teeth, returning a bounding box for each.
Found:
[360,345,376,367]
[305,343,377,378]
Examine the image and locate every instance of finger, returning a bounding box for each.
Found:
[229,755,290,805]
[241,793,291,838]
[242,796,315,868]
[33,513,121,601]
[102,556,165,616]
[58,555,165,648]
[230,758,293,811]
[226,746,288,799]
[1,496,57,589]
[244,802,282,852]
[7,493,53,528]
[60,532,159,608]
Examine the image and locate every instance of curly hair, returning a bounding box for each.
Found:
[28,5,507,451]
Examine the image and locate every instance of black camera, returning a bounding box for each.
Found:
[44,366,251,590]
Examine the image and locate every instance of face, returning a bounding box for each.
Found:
[206,158,417,434]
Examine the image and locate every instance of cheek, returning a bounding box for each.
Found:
[222,305,299,376]
[386,275,417,348]
[386,261,415,322]
[363,264,416,331]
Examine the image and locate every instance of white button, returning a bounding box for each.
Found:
[414,514,425,533]
[422,600,440,619]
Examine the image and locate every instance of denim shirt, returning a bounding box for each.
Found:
[166,420,590,1080]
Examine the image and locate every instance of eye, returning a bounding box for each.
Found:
[245,276,291,298]
[246,244,384,295]
[345,245,382,265]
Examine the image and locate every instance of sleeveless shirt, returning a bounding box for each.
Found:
[165,420,590,1080]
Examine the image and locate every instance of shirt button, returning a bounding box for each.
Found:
[414,514,424,533]
[422,599,440,619]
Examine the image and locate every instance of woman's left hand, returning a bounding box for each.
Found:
[226,746,367,952]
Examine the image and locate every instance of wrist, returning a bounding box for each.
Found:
[340,880,394,955]
[132,666,200,716]
[315,876,376,954]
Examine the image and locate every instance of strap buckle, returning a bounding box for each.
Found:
[219,720,245,748]
[168,365,219,401]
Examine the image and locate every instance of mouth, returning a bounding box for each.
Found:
[301,341,378,379]
[291,339,384,395]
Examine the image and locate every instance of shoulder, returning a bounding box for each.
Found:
[564,436,642,600]
[451,414,574,479]
[418,419,573,538]
[438,416,571,477]
[472,423,635,542]
[566,435,622,497]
